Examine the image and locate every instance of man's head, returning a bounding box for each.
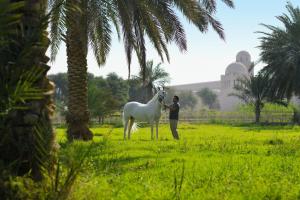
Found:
[173,95,179,103]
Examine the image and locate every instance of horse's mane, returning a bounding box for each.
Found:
[146,93,159,105]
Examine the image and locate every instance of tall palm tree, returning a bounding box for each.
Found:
[259,2,300,99]
[230,74,271,123]
[49,0,234,140]
[258,2,300,124]
[134,60,170,102]
[0,0,55,180]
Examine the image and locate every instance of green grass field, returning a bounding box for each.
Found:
[56,124,300,200]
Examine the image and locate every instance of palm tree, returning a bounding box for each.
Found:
[134,60,170,102]
[49,0,235,140]
[0,0,55,180]
[258,2,300,124]
[259,2,300,99]
[230,74,271,123]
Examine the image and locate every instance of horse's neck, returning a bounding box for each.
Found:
[146,94,158,105]
[146,95,162,110]
[147,99,161,112]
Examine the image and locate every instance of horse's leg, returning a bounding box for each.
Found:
[156,120,159,140]
[128,117,135,140]
[123,118,129,140]
[151,122,154,140]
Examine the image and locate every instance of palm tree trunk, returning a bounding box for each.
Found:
[255,102,261,123]
[143,84,153,103]
[66,0,93,140]
[3,0,56,181]
[292,106,300,125]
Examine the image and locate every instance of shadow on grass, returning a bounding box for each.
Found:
[234,123,298,132]
[90,154,155,175]
[93,132,105,137]
[264,138,284,145]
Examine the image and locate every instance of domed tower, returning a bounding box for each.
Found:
[236,51,253,75]
[221,61,249,91]
[219,51,253,111]
[225,62,248,77]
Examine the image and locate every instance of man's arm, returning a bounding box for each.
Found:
[164,104,178,111]
[164,104,169,110]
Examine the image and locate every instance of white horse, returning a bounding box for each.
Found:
[123,90,166,140]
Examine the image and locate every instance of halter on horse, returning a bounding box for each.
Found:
[122,89,166,140]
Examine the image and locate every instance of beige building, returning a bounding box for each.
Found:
[171,51,253,111]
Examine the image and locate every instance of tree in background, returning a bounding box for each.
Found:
[165,88,197,110]
[106,73,129,109]
[48,73,68,102]
[178,91,198,110]
[50,73,128,123]
[88,77,119,124]
[154,87,197,109]
[164,87,176,104]
[49,0,235,140]
[48,73,68,116]
[258,2,300,124]
[91,73,128,123]
[230,74,274,123]
[197,88,220,109]
[131,61,170,102]
[128,77,144,102]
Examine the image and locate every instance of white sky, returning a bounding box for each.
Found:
[48,0,300,85]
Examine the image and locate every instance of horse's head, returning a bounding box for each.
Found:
[157,90,167,103]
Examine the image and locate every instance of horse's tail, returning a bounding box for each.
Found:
[122,110,138,133]
[131,121,138,133]
[122,111,125,126]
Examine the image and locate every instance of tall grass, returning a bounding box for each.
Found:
[55,124,300,199]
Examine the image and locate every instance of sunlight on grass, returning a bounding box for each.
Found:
[55,124,300,199]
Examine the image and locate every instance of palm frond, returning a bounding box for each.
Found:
[49,0,67,61]
[258,2,300,97]
[220,0,234,8]
[172,0,209,32]
[200,0,217,13]
[88,0,112,66]
[147,0,187,51]
[114,0,135,78]
[0,0,24,47]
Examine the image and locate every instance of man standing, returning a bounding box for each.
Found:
[164,96,180,140]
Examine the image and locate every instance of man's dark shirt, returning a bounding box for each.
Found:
[169,103,180,120]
